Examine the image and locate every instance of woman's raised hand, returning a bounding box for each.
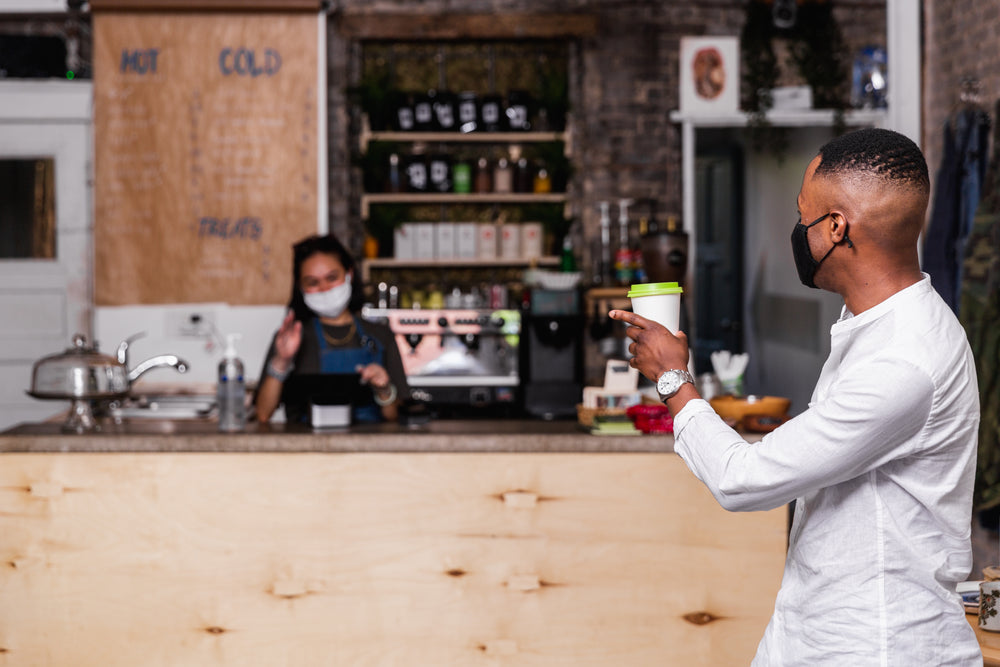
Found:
[273,310,302,368]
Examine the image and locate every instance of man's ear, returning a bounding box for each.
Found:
[829,211,852,247]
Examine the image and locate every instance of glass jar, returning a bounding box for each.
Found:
[533,165,552,193]
[493,157,512,193]
[474,157,493,193]
[514,157,533,193]
[452,161,471,193]
[457,91,478,133]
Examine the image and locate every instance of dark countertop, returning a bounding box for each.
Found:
[0,418,676,453]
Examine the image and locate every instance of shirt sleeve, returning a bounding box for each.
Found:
[673,357,935,512]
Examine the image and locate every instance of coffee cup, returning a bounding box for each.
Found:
[980,581,1000,632]
[627,282,684,334]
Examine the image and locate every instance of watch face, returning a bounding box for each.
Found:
[657,371,681,396]
[657,370,691,399]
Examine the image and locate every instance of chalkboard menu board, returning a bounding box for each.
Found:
[93,12,321,305]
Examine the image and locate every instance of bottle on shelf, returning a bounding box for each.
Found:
[560,233,577,272]
[413,90,435,131]
[494,156,513,193]
[217,333,246,433]
[505,90,532,131]
[514,156,533,193]
[474,156,493,193]
[387,153,402,193]
[428,154,452,193]
[394,92,415,131]
[452,159,471,193]
[479,93,503,132]
[632,217,648,282]
[533,163,552,193]
[593,201,613,286]
[364,234,379,259]
[614,198,634,286]
[457,91,478,133]
[405,148,428,192]
[432,90,457,131]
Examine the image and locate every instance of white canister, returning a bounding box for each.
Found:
[414,223,435,260]
[455,223,478,259]
[477,224,497,259]
[521,222,543,259]
[393,223,414,260]
[499,224,520,259]
[435,222,455,259]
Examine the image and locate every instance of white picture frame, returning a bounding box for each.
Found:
[679,36,740,115]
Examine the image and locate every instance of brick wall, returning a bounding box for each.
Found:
[1,1,888,270]
[330,0,886,270]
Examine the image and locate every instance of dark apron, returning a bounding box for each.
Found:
[313,317,384,423]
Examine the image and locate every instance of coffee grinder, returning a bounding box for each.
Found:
[520,287,584,419]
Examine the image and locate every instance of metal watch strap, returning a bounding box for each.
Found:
[658,369,694,401]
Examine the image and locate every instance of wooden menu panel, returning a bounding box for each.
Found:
[93,12,319,305]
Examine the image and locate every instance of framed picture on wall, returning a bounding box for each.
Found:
[679,36,740,115]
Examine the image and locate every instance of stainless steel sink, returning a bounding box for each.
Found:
[108,394,216,420]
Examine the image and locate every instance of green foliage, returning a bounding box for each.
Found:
[353,140,402,194]
[348,68,395,131]
[740,0,851,156]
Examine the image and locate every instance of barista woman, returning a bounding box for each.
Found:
[254,234,408,423]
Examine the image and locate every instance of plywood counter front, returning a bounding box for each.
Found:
[0,421,785,666]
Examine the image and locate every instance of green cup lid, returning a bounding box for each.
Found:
[626,282,683,298]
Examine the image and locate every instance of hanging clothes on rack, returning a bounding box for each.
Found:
[964,97,1000,512]
[924,78,992,314]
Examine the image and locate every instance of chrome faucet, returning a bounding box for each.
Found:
[127,355,189,383]
[116,331,145,365]
[117,331,190,383]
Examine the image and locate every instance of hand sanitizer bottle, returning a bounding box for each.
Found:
[217,333,246,432]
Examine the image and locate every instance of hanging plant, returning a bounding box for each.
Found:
[740,0,851,155]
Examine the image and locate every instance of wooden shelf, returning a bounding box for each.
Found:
[359,113,573,154]
[361,128,569,153]
[361,192,568,218]
[336,11,599,40]
[586,286,629,299]
[668,108,887,128]
[361,255,559,282]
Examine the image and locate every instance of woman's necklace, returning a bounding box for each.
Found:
[321,319,356,346]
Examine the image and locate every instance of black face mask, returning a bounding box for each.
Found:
[790,213,852,289]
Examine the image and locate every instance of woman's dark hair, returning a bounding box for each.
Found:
[287,234,365,321]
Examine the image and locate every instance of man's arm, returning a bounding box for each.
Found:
[608,308,702,413]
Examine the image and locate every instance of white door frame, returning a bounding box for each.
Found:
[0,80,93,429]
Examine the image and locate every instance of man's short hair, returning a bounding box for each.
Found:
[815,128,929,193]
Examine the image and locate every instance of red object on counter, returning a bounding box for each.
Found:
[626,404,674,434]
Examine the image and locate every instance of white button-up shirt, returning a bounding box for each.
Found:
[674,275,981,666]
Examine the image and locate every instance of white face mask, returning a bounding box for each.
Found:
[303,275,352,319]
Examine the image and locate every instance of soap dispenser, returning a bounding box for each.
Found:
[217,333,246,432]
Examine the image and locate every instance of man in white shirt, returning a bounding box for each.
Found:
[611,128,982,666]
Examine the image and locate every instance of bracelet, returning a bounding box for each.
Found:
[373,382,397,407]
[266,359,294,382]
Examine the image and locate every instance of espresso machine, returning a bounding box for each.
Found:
[363,307,521,417]
[519,288,584,419]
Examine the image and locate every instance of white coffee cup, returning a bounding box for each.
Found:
[980,580,1000,632]
[627,282,684,334]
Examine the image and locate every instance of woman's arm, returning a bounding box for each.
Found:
[254,311,302,422]
[357,362,399,421]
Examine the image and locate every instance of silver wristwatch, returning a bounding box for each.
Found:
[656,369,695,402]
